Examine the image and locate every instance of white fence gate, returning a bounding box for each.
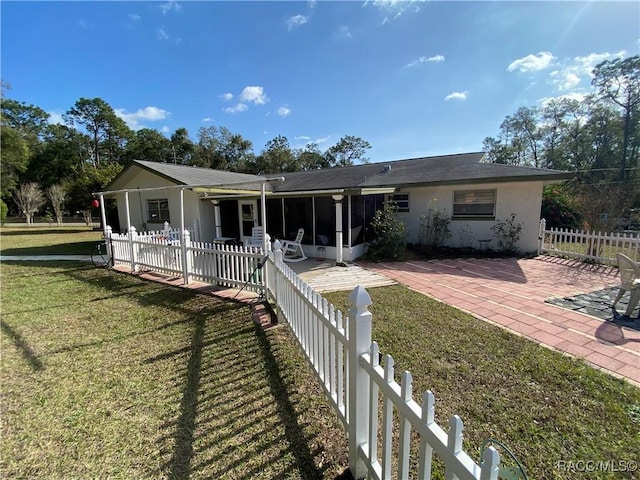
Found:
[537,219,640,264]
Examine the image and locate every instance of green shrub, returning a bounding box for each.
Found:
[491,213,522,254]
[0,199,7,225]
[367,202,407,261]
[418,207,451,253]
[541,185,583,229]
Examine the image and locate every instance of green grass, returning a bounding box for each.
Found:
[1,226,103,255]
[1,260,348,479]
[325,286,640,480]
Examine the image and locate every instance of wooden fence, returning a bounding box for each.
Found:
[105,228,504,479]
[537,219,639,264]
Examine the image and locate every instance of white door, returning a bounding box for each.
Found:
[238,200,258,244]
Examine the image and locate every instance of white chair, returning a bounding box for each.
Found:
[245,226,265,248]
[281,228,307,262]
[613,253,640,317]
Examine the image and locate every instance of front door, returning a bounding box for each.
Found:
[238,200,258,244]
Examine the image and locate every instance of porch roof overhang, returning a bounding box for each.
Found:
[92,177,285,251]
[196,186,398,200]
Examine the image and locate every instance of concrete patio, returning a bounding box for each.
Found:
[359,255,640,387]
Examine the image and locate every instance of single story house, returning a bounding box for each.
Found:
[100,152,572,260]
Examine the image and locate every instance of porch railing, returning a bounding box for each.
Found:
[105,228,504,479]
[537,218,639,264]
[107,226,263,292]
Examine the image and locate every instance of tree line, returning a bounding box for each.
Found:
[482,55,639,231]
[0,84,371,223]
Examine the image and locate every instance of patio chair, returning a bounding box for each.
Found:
[281,228,307,263]
[613,253,640,317]
[245,226,265,248]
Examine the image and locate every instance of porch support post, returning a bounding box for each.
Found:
[333,195,344,265]
[124,191,132,233]
[179,188,185,235]
[212,200,222,239]
[179,188,189,284]
[99,194,107,237]
[260,182,268,251]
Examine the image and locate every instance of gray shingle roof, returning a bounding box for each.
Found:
[111,154,572,194]
[267,152,572,192]
[132,160,266,186]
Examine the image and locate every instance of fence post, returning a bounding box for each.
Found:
[129,226,137,272]
[271,240,283,320]
[182,229,191,285]
[537,218,546,255]
[347,285,372,479]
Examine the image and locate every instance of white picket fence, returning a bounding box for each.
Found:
[107,226,264,292]
[104,228,505,479]
[265,245,502,479]
[537,219,640,264]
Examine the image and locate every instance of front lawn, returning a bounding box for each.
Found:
[1,261,348,479]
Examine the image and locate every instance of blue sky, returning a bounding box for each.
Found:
[2,1,639,163]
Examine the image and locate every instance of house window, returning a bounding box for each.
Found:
[452,190,496,219]
[387,193,409,212]
[147,199,170,223]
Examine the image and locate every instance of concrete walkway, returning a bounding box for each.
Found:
[360,255,640,386]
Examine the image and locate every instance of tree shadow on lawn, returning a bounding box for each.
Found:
[0,242,98,256]
[0,319,44,371]
[144,304,334,479]
[0,228,93,236]
[56,263,341,478]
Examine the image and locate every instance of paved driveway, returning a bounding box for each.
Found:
[360,255,640,386]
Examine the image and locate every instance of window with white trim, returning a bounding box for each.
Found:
[387,193,410,212]
[147,199,170,222]
[452,189,496,219]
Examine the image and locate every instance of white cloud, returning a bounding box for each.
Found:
[157,26,169,40]
[295,135,311,141]
[78,19,88,29]
[224,103,249,114]
[405,54,445,68]
[277,106,291,117]
[115,106,170,129]
[202,117,214,123]
[548,50,626,91]
[287,14,308,30]
[239,86,267,105]
[220,92,234,101]
[128,13,141,21]
[368,0,422,23]
[47,111,64,125]
[538,91,590,107]
[507,51,556,73]
[444,91,468,101]
[334,26,352,40]
[160,0,181,15]
[161,126,170,134]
